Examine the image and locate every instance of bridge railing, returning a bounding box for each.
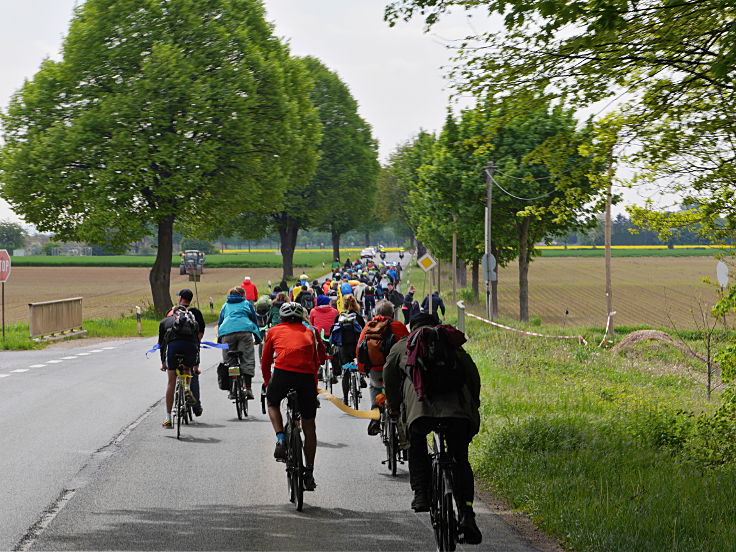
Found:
[29,297,85,339]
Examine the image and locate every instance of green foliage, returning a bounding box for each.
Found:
[0,220,26,254]
[179,237,215,255]
[41,241,60,256]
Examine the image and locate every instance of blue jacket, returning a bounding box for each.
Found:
[341,282,354,296]
[217,295,262,342]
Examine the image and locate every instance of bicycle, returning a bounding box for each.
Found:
[379,400,403,476]
[226,351,248,419]
[430,422,461,552]
[282,388,305,511]
[343,361,362,410]
[319,330,335,395]
[172,355,193,440]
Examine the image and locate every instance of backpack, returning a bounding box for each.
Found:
[357,316,396,369]
[165,307,198,342]
[341,282,354,296]
[407,326,467,400]
[254,295,272,314]
[299,292,315,311]
[329,311,362,347]
[365,285,375,298]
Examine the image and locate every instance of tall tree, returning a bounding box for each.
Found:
[301,57,380,261]
[0,220,26,255]
[0,0,318,314]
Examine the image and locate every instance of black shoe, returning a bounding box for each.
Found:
[185,389,197,405]
[411,490,430,512]
[359,375,367,388]
[367,419,381,436]
[274,439,287,461]
[193,406,203,417]
[304,469,317,491]
[459,510,483,545]
[330,375,338,384]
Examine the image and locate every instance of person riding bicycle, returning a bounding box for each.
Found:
[169,288,206,416]
[262,302,324,491]
[356,300,409,435]
[330,295,365,403]
[217,286,262,400]
[241,276,259,301]
[383,312,483,545]
[158,303,200,428]
[309,295,339,384]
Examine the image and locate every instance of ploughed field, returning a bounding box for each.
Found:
[443,256,721,329]
[1,256,722,329]
[1,267,284,325]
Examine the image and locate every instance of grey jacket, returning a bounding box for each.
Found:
[383,336,481,436]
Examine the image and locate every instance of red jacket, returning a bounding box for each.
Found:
[261,321,324,386]
[241,280,258,301]
[356,317,409,372]
[309,305,338,337]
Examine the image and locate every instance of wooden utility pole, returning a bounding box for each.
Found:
[604,150,615,340]
[484,161,495,319]
[452,214,457,303]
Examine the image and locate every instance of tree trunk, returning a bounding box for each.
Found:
[416,240,427,258]
[278,216,300,282]
[471,258,479,303]
[518,218,531,322]
[364,229,370,247]
[491,245,499,316]
[150,215,175,316]
[456,260,467,287]
[331,223,340,262]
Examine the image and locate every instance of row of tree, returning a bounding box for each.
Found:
[380,97,608,321]
[0,0,380,314]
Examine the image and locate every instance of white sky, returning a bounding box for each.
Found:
[0,0,659,227]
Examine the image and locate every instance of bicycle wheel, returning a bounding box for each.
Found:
[440,469,458,551]
[325,359,333,395]
[174,384,183,440]
[351,374,360,410]
[240,377,249,418]
[234,379,243,420]
[291,427,304,511]
[430,461,442,548]
[388,420,398,476]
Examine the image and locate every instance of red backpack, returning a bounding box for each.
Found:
[357,316,396,369]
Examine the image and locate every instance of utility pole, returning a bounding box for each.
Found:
[484,161,495,319]
[604,149,615,340]
[452,214,457,303]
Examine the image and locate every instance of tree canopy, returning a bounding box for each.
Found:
[0,0,319,313]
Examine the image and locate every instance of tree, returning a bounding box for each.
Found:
[301,57,380,261]
[0,220,26,254]
[1,0,318,314]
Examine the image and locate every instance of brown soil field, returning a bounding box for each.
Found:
[1,267,288,325]
[427,256,722,329]
[1,256,723,329]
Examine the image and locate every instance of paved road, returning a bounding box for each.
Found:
[0,277,541,550]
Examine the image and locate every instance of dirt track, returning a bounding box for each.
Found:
[1,267,285,325]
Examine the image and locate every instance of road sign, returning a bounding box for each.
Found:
[0,250,10,283]
[482,253,497,282]
[417,253,437,273]
[717,260,729,288]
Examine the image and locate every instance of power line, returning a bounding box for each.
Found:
[487,169,557,201]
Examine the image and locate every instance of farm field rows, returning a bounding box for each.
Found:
[427,256,722,329]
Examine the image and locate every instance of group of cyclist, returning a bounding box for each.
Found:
[156,251,482,545]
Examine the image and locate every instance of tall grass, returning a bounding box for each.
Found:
[465,319,736,551]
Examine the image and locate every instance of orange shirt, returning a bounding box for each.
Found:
[261,321,324,386]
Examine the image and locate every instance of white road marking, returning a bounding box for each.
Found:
[101,347,116,350]
[11,369,29,373]
[29,364,46,368]
[60,356,78,360]
[76,353,91,356]
[0,374,10,378]
[90,350,104,353]
[46,360,63,364]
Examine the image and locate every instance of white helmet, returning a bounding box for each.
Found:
[279,302,305,320]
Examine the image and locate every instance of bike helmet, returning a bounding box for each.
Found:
[279,301,305,320]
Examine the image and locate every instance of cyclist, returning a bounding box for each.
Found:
[356,300,409,435]
[330,295,365,403]
[158,304,199,428]
[383,312,483,544]
[262,302,324,491]
[217,286,262,400]
[241,276,259,301]
[309,295,339,384]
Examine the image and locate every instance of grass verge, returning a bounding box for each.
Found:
[465,318,736,551]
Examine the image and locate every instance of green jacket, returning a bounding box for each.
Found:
[383,336,481,436]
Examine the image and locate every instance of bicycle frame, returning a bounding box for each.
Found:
[430,425,460,551]
[284,388,304,511]
[173,366,192,440]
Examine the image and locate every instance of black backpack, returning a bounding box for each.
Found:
[165,308,198,342]
[299,292,315,311]
[409,326,466,400]
[337,311,360,346]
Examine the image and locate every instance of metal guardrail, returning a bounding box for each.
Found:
[29,297,84,338]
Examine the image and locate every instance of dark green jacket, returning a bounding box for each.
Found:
[383,335,481,436]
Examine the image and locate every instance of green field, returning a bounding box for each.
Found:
[539,247,726,257]
[9,251,341,268]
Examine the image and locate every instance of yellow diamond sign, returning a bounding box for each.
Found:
[417,253,438,273]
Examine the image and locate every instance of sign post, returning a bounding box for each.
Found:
[417,253,438,315]
[0,250,11,339]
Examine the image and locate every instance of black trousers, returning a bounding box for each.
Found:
[409,417,474,511]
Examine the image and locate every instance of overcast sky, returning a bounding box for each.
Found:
[0,0,659,227]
